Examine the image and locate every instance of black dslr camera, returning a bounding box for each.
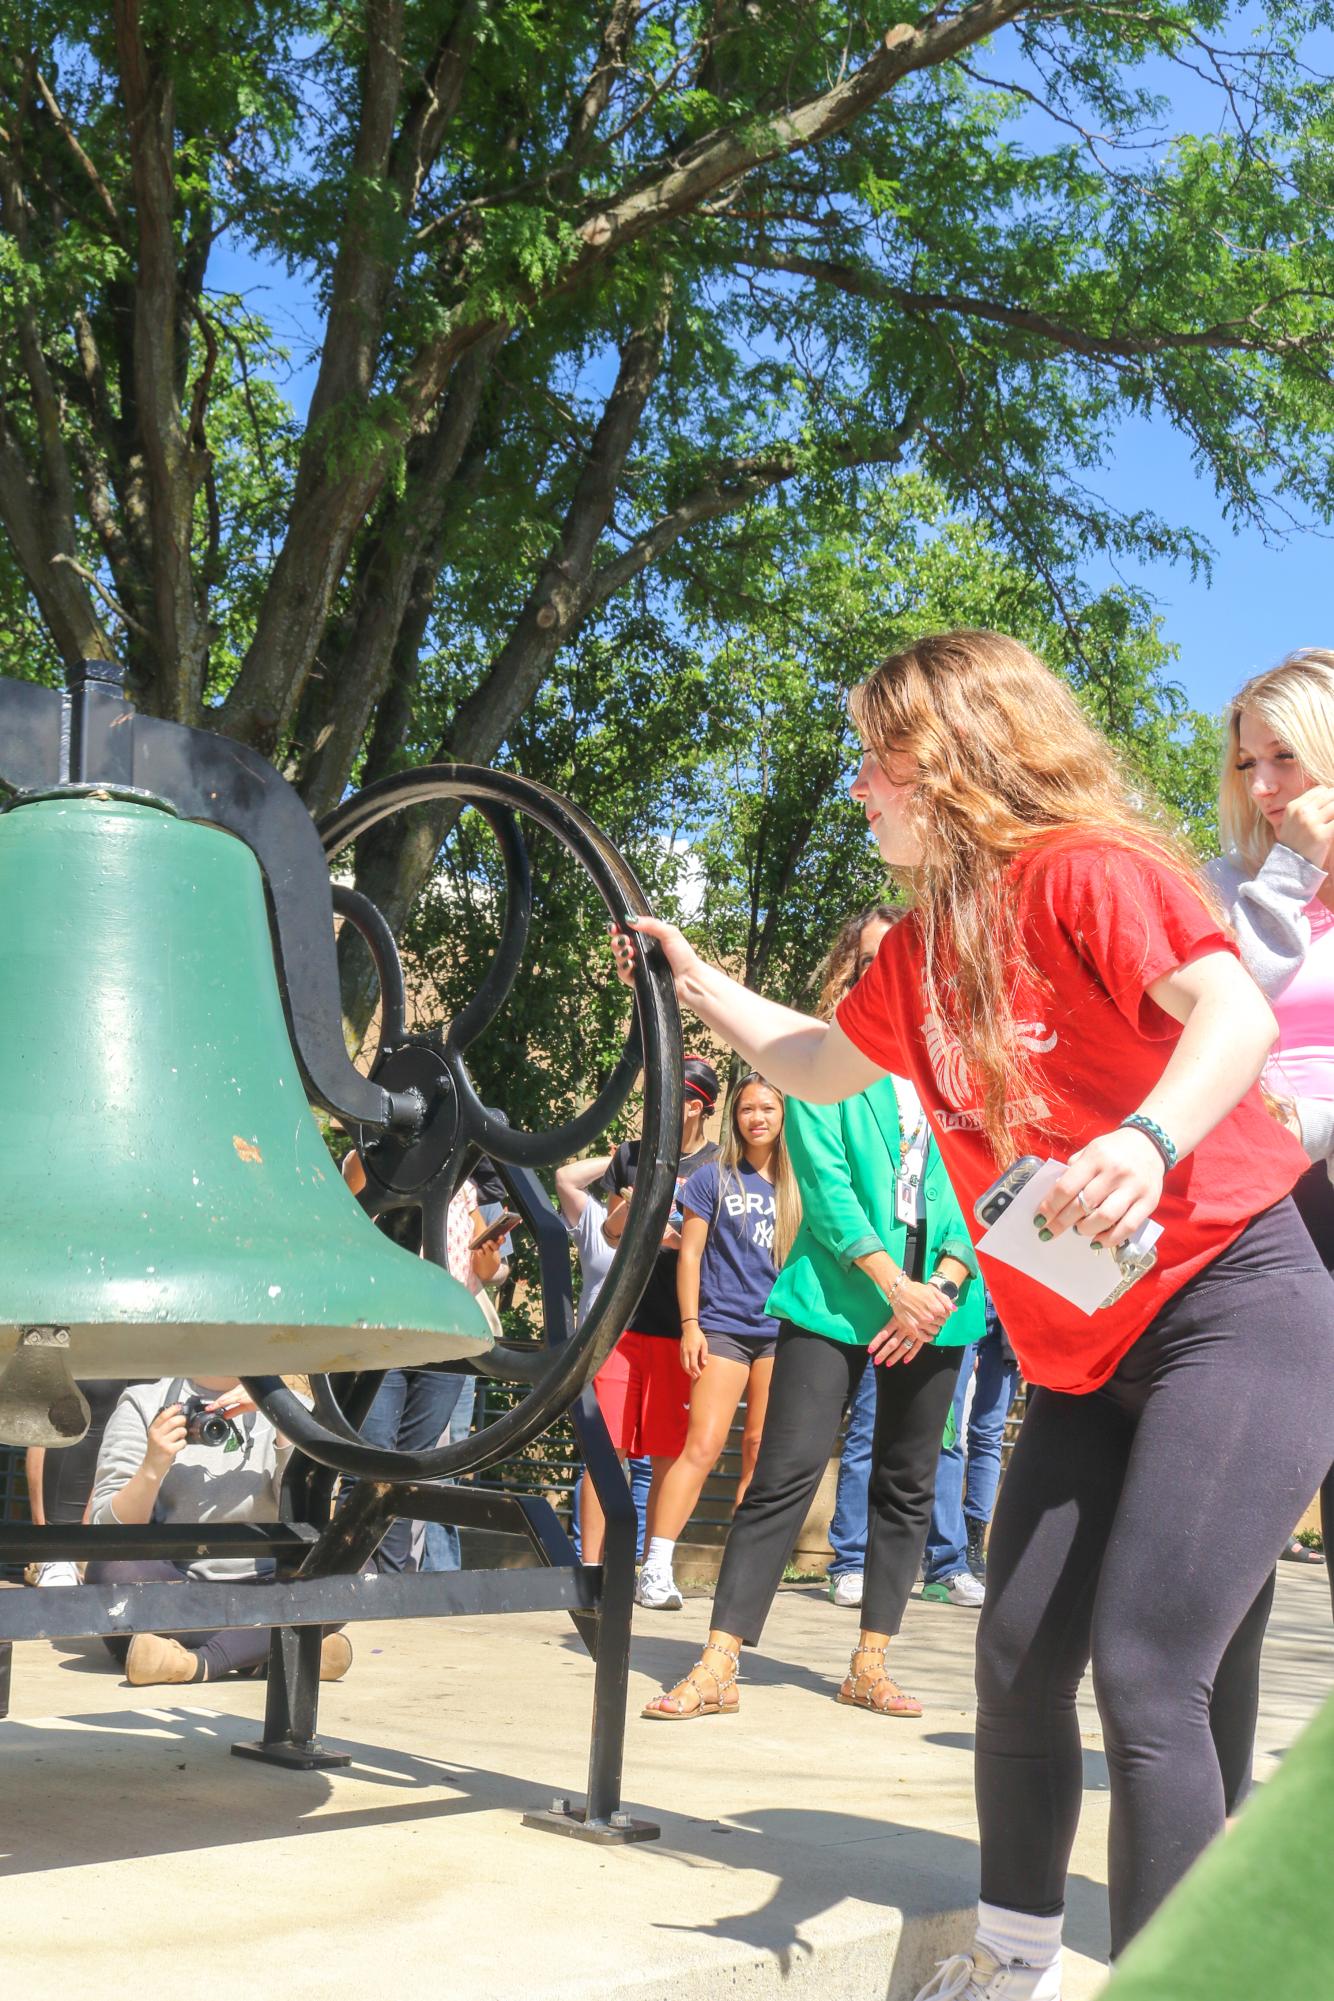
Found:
[180,1395,242,1450]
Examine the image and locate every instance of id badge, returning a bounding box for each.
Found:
[895,1171,919,1226]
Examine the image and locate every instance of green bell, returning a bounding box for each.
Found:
[0,792,491,1441]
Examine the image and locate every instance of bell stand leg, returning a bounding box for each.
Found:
[0,1639,12,1720]
[522,1387,659,1845]
[232,1480,396,1772]
[231,1624,351,1771]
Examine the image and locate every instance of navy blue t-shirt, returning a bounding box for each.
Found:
[680,1159,780,1341]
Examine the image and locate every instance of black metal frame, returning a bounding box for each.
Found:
[0,662,682,1843]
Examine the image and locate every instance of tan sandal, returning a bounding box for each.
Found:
[837,1645,923,1718]
[642,1643,740,1720]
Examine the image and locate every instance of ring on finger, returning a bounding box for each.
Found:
[1074,1188,1092,1214]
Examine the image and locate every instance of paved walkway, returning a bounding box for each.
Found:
[0,1566,1328,2001]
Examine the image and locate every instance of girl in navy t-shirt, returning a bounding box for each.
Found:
[634,1075,801,1605]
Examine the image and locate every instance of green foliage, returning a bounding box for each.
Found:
[0,1,1323,1029]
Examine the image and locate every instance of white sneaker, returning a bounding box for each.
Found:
[912,1944,1062,1999]
[634,1569,683,1611]
[34,1561,80,1588]
[829,1571,864,1608]
[922,1569,986,1607]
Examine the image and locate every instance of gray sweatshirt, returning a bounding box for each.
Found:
[1207,844,1334,1174]
[90,1378,294,1580]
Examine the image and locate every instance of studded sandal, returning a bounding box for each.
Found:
[837,1644,923,1718]
[642,1642,740,1720]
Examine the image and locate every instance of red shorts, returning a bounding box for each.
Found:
[591,1330,691,1459]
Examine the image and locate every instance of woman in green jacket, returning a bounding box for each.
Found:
[643,905,983,1721]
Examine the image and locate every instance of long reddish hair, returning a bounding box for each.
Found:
[848,630,1215,1162]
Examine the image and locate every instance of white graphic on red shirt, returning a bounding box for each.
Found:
[923,1012,973,1110]
[922,1012,1057,1129]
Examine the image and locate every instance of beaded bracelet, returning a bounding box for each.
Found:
[1119,1112,1179,1171]
[884,1268,907,1309]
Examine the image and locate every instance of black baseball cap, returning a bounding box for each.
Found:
[682,1054,720,1111]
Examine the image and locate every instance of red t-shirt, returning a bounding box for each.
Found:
[836,837,1307,1393]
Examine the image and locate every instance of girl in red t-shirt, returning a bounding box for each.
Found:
[613,629,1334,1999]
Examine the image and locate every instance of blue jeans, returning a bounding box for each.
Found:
[358,1368,465,1573]
[828,1360,877,1576]
[418,1374,477,1573]
[922,1316,1019,1584]
[572,1455,651,1562]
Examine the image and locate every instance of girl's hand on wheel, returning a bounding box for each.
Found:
[609,917,701,987]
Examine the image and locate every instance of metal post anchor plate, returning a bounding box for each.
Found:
[522,1796,660,1845]
[231,1737,352,1772]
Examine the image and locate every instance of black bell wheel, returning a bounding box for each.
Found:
[244,765,683,1485]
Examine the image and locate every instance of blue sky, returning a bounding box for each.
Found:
[1083,415,1329,719]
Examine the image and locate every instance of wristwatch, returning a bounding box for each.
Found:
[928,1274,961,1304]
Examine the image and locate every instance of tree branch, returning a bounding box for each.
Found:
[0,413,113,664]
[34,69,125,239]
[51,552,151,638]
[114,0,205,717]
[433,280,674,768]
[389,2,476,208]
[295,326,506,818]
[583,416,922,614]
[304,0,405,438]
[567,0,641,161]
[742,253,1334,361]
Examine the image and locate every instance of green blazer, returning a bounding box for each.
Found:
[766,1076,984,1349]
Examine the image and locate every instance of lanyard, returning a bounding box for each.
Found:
[892,1076,930,1226]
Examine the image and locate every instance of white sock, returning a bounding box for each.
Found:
[643,1536,676,1577]
[975,1902,1063,1970]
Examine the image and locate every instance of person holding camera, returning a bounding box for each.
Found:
[86,1374,350,1688]
[612,629,1333,1997]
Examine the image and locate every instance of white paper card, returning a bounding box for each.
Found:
[976,1158,1163,1316]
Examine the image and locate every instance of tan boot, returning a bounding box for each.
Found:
[319,1633,353,1682]
[125,1633,200,1686]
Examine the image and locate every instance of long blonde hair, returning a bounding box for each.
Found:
[718,1073,802,1266]
[848,629,1214,1163]
[1219,649,1334,873]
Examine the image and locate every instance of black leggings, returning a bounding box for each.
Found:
[711,1306,961,1643]
[87,1559,275,1679]
[975,1198,1334,1958]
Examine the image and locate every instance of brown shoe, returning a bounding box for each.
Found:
[319,1633,353,1682]
[125,1633,201,1686]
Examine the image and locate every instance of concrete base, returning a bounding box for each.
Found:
[0,1567,1328,2001]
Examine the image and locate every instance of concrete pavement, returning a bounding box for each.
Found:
[0,1565,1329,2001]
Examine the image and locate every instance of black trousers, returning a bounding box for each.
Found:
[974,1198,1334,1957]
[711,1295,962,1645]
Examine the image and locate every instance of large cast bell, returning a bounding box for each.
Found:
[0,791,491,1440]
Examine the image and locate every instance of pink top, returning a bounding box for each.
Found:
[1266,898,1334,1103]
[445,1180,482,1294]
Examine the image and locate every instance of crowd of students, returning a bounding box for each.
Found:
[18,632,1334,2000]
